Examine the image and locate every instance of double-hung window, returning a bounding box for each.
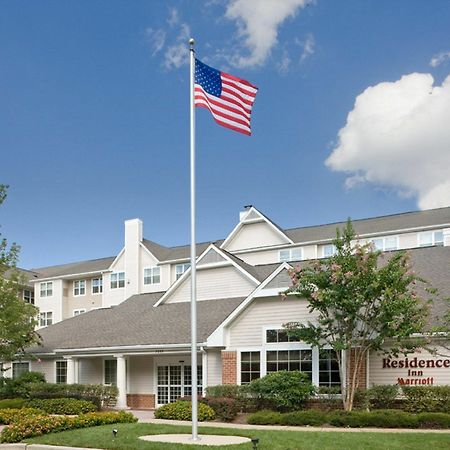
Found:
[279,248,302,262]
[40,282,53,297]
[144,267,161,285]
[318,349,340,389]
[12,362,29,379]
[175,263,190,280]
[73,280,86,296]
[92,278,103,294]
[419,230,444,247]
[240,352,260,384]
[56,361,67,384]
[39,311,53,327]
[110,272,125,289]
[322,244,336,258]
[23,289,34,304]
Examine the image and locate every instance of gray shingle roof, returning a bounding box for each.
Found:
[31,294,245,354]
[31,257,116,280]
[285,207,450,243]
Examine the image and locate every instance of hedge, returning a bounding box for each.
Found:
[402,386,450,413]
[0,399,27,410]
[247,409,450,429]
[26,398,97,415]
[27,383,118,409]
[0,411,137,443]
[154,401,215,422]
[0,408,46,425]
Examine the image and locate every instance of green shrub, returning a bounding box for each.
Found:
[26,398,97,414]
[0,408,46,425]
[0,372,46,399]
[202,397,240,422]
[27,383,118,409]
[352,388,369,410]
[0,398,27,409]
[417,412,450,429]
[281,410,327,426]
[367,385,399,410]
[247,410,282,425]
[247,371,316,411]
[402,386,450,413]
[316,386,342,411]
[0,411,136,443]
[205,384,243,398]
[154,401,215,422]
[329,410,418,428]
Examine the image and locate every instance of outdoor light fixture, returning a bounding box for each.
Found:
[112,429,118,438]
[251,438,259,449]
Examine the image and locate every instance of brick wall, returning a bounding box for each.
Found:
[347,349,367,389]
[221,350,237,384]
[126,394,155,409]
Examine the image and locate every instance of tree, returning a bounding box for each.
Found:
[284,220,431,411]
[0,185,40,370]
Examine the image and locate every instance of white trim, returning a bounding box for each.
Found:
[55,359,68,384]
[220,206,293,249]
[153,244,260,307]
[38,310,54,328]
[91,277,103,295]
[39,281,53,298]
[110,271,125,289]
[108,247,125,271]
[73,309,86,317]
[139,241,160,262]
[143,266,161,286]
[32,269,111,283]
[53,342,204,354]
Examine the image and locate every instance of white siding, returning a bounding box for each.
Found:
[140,247,170,294]
[228,296,314,348]
[399,232,419,249]
[237,249,280,265]
[206,350,222,387]
[128,356,154,394]
[165,266,256,303]
[30,360,55,383]
[104,252,126,307]
[369,347,450,386]
[225,222,289,252]
[78,358,103,384]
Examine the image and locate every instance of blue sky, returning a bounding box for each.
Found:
[1,0,450,268]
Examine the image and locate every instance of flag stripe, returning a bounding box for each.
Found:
[195,94,251,128]
[222,71,258,92]
[221,76,258,97]
[196,104,251,135]
[195,86,251,118]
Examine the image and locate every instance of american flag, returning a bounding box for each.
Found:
[194,59,258,136]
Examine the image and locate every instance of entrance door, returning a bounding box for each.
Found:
[157,364,202,405]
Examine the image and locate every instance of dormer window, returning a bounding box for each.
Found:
[370,236,398,251]
[279,248,302,262]
[419,230,444,247]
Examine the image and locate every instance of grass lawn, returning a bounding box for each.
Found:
[27,422,450,450]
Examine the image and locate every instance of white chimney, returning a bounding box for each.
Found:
[124,218,143,298]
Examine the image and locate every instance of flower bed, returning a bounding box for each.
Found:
[0,410,137,443]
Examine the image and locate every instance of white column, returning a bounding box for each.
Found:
[202,351,208,396]
[66,358,75,385]
[115,355,127,409]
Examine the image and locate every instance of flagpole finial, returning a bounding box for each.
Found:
[189,38,195,48]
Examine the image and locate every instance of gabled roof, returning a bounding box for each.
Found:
[285,207,450,244]
[31,256,116,281]
[30,293,245,354]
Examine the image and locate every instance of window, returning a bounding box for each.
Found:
[266,350,313,379]
[175,263,190,280]
[144,267,161,285]
[73,309,86,316]
[419,230,444,247]
[240,352,260,384]
[92,278,103,294]
[12,362,29,379]
[39,311,53,327]
[318,349,340,389]
[279,248,302,262]
[40,281,53,297]
[56,361,67,384]
[23,289,34,304]
[370,236,398,251]
[110,272,125,289]
[73,280,86,296]
[266,329,300,343]
[322,244,336,258]
[104,359,117,385]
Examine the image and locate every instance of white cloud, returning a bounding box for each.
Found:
[167,7,179,28]
[430,51,450,68]
[163,23,191,70]
[277,48,291,74]
[145,28,166,56]
[224,0,312,68]
[297,33,315,62]
[325,72,450,210]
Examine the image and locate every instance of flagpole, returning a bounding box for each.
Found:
[189,37,199,442]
